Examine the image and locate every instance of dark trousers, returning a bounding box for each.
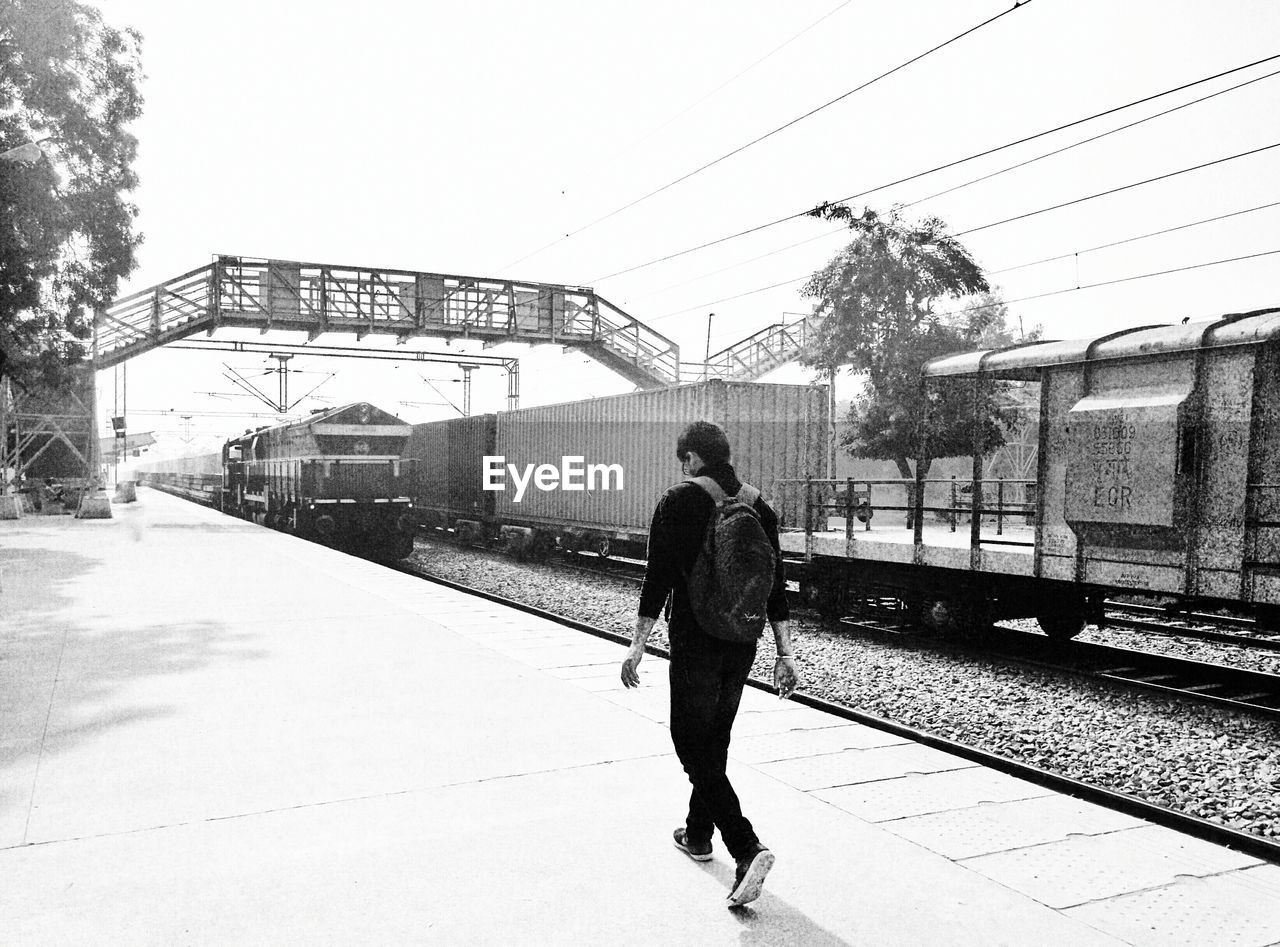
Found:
[668,643,759,861]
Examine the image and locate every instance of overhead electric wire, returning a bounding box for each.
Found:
[629,0,857,149]
[990,199,1280,275]
[901,64,1280,210]
[629,64,1277,304]
[956,139,1280,236]
[642,138,1280,320]
[635,189,1280,304]
[588,52,1280,284]
[937,247,1280,319]
[627,225,848,302]
[649,245,1280,325]
[651,277,810,322]
[500,0,1034,271]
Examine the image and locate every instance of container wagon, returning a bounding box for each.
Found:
[789,308,1280,638]
[411,379,828,558]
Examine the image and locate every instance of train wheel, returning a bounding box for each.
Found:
[1038,611,1086,641]
[532,531,557,560]
[813,584,844,619]
[798,563,847,619]
[924,596,990,641]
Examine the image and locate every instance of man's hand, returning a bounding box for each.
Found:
[774,655,798,699]
[621,642,645,688]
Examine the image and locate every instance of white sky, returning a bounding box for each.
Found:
[99,0,1280,458]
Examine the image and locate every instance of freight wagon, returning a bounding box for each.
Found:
[788,309,1280,638]
[408,379,828,558]
[133,451,222,504]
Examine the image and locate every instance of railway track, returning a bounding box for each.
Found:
[835,606,1280,721]
[989,627,1280,720]
[1105,602,1280,653]
[414,530,648,584]
[394,557,1280,867]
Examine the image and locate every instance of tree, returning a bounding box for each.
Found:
[0,0,143,392]
[800,204,1016,482]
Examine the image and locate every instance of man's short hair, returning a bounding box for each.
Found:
[676,421,731,466]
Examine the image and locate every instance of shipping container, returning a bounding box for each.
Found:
[490,379,828,545]
[405,413,498,526]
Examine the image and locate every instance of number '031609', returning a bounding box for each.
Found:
[1093,423,1137,442]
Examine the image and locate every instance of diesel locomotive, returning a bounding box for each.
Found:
[138,402,418,558]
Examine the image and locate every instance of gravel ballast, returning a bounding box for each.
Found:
[407,537,1280,842]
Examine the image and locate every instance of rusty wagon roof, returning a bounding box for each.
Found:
[923,307,1280,379]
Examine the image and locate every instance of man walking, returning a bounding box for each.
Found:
[621,420,798,908]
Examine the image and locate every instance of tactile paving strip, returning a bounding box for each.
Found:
[960,825,1262,909]
[1064,864,1280,947]
[813,767,1055,821]
[882,793,1145,859]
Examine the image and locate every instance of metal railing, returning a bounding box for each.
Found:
[776,476,1038,545]
[592,296,681,385]
[683,314,817,383]
[98,257,681,388]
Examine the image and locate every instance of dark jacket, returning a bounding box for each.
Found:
[638,462,788,653]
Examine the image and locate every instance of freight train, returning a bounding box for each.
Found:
[135,402,418,558]
[134,310,1280,641]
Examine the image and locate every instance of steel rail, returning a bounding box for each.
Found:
[873,618,1280,720]
[1049,637,1280,719]
[1105,602,1280,652]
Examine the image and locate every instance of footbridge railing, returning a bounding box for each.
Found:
[98,256,680,388]
[683,314,818,382]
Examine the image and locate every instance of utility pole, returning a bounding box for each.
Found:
[272,354,292,411]
[827,367,837,479]
[460,364,479,416]
[704,312,715,380]
[90,311,102,488]
[0,377,9,496]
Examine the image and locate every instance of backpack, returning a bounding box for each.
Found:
[685,476,777,643]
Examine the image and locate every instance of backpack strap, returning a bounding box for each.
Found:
[691,476,760,508]
[690,475,729,504]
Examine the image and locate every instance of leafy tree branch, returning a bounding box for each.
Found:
[0,0,144,391]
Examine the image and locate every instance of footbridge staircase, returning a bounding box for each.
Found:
[686,314,818,382]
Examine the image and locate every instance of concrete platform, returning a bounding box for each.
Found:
[2,490,1279,945]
